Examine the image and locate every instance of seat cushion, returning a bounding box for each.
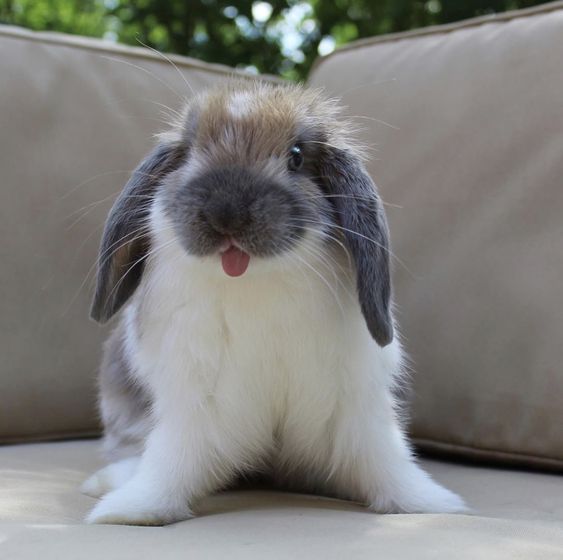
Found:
[0,25,272,444]
[308,2,563,470]
[1,440,562,558]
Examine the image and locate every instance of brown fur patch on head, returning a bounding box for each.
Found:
[171,80,361,169]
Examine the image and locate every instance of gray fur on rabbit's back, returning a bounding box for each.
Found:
[98,322,152,461]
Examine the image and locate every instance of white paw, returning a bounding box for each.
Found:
[370,468,468,514]
[85,484,193,526]
[81,473,107,499]
[81,457,140,498]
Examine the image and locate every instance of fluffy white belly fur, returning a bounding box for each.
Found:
[128,231,400,491]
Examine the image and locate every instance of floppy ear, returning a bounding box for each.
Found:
[91,142,185,323]
[319,148,394,346]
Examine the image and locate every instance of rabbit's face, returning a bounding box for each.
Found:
[92,81,394,346]
[160,85,335,276]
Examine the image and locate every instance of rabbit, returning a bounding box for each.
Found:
[82,80,466,525]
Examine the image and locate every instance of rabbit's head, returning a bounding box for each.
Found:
[91,81,394,346]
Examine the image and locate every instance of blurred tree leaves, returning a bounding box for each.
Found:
[0,0,550,80]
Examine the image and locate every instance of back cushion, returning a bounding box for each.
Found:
[309,4,563,470]
[0,26,255,442]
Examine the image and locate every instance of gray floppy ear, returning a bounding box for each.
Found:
[319,147,394,346]
[91,142,185,323]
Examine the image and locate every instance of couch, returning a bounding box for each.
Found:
[1,2,562,557]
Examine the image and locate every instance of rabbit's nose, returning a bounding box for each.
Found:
[204,200,250,235]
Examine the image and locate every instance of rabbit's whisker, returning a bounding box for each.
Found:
[135,38,196,97]
[288,223,354,284]
[65,195,156,230]
[291,217,414,278]
[302,191,402,209]
[106,239,176,306]
[290,248,345,318]
[100,55,186,104]
[60,170,167,203]
[295,237,355,305]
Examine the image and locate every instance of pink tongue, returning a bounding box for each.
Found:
[221,246,250,277]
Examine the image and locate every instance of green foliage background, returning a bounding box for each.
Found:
[0,0,550,80]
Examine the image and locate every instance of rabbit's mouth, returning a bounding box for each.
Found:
[219,239,250,277]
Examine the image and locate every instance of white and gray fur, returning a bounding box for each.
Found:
[83,81,466,525]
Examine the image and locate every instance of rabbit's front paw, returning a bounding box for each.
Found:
[81,457,140,498]
[86,484,192,526]
[370,467,468,514]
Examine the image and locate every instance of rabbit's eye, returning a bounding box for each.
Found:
[288,145,304,171]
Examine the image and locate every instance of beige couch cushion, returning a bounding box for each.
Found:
[1,440,562,558]
[0,26,264,443]
[309,2,563,469]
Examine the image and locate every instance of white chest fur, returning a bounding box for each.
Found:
[124,207,400,470]
[130,228,394,415]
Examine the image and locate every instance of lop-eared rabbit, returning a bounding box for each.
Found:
[83,81,465,525]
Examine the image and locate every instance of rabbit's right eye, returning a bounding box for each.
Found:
[288,145,304,171]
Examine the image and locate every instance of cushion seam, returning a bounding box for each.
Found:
[0,430,101,445]
[414,437,563,468]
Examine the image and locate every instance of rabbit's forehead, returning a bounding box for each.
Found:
[227,90,255,119]
[193,89,305,159]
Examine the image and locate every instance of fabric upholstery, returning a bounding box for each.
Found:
[2,2,563,471]
[308,1,563,469]
[0,25,261,443]
[2,6,563,557]
[1,440,563,558]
